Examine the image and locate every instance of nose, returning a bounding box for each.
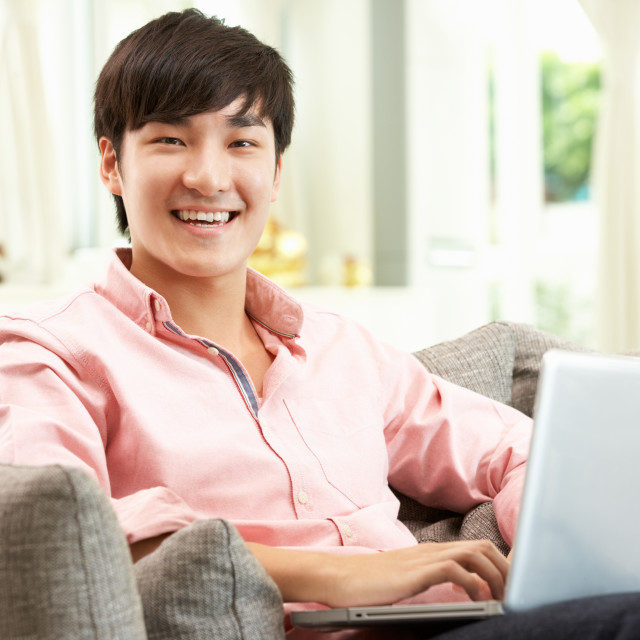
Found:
[182,145,232,195]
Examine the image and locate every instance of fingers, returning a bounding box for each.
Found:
[311,539,511,608]
[433,559,490,601]
[419,540,509,601]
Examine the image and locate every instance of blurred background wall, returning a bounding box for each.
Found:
[2,0,637,353]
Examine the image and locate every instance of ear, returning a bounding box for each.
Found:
[270,155,283,203]
[99,137,123,196]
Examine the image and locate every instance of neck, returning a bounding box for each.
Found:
[131,262,251,349]
[129,257,275,396]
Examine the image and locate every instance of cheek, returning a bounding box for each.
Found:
[235,160,279,200]
[123,163,173,203]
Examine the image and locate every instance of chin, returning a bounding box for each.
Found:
[180,262,246,280]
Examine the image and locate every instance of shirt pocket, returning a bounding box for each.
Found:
[283,394,389,508]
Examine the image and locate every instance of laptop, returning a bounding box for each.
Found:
[292,349,640,630]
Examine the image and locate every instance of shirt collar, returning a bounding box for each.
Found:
[96,248,303,338]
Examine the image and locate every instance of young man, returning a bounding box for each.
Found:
[3,9,637,640]
[1,6,522,610]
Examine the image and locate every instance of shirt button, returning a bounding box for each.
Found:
[154,299,161,312]
[297,490,308,505]
[145,321,152,333]
[207,346,219,356]
[343,524,353,538]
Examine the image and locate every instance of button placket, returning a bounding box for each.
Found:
[259,415,313,517]
[292,485,312,515]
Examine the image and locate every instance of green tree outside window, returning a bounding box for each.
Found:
[541,51,601,203]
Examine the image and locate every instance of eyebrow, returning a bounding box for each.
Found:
[226,113,267,129]
[148,112,267,130]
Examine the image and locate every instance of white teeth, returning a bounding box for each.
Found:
[177,210,231,225]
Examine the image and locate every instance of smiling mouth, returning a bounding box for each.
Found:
[173,210,238,227]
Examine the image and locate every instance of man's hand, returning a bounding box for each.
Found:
[248,539,509,607]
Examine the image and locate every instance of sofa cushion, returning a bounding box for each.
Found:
[400,501,511,557]
[0,463,147,639]
[510,323,589,417]
[135,519,284,640]
[414,321,588,417]
[413,321,517,406]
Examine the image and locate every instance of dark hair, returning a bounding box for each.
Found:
[93,8,295,235]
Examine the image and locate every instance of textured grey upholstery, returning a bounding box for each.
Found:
[414,321,588,416]
[414,321,517,407]
[509,322,589,417]
[135,519,284,640]
[0,463,147,639]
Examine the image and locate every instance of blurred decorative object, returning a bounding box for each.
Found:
[343,255,372,287]
[249,216,307,287]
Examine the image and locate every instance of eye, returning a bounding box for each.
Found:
[156,137,184,146]
[229,140,254,149]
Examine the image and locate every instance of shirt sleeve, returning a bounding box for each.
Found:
[380,345,532,547]
[0,319,198,543]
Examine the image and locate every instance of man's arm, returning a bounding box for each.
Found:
[0,329,201,544]
[382,351,531,547]
[131,534,509,607]
[247,539,508,606]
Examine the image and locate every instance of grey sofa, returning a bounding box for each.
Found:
[0,321,586,639]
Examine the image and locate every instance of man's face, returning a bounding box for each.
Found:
[99,98,281,287]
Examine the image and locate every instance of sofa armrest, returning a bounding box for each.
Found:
[0,463,147,639]
[135,519,284,640]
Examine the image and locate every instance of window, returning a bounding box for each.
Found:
[531,2,602,345]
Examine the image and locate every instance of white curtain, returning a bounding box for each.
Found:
[579,0,640,352]
[0,0,63,285]
[490,0,541,326]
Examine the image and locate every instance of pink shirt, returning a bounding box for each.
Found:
[0,248,530,556]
